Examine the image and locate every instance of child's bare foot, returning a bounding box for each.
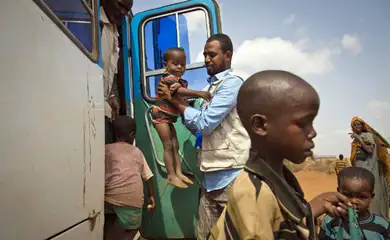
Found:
[167,175,188,188]
[177,173,194,185]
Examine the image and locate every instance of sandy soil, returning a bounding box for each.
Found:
[295,171,338,201]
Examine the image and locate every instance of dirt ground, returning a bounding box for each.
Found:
[295,171,338,201]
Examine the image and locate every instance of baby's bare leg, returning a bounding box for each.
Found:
[155,123,187,188]
[171,125,193,185]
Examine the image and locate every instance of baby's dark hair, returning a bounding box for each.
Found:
[163,47,185,62]
[112,116,136,141]
[338,167,375,192]
[339,154,344,160]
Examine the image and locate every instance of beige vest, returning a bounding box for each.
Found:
[198,73,250,172]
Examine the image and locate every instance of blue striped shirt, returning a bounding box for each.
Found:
[319,213,390,239]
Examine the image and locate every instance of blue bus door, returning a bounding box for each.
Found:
[130,0,221,238]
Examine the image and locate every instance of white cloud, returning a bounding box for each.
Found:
[314,129,352,156]
[180,10,208,63]
[341,34,362,55]
[183,10,207,34]
[367,99,390,119]
[283,14,296,25]
[232,37,338,79]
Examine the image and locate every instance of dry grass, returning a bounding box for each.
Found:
[284,157,351,174]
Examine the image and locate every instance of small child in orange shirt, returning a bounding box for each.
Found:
[151,47,211,188]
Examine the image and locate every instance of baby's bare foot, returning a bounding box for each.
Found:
[177,173,194,185]
[167,175,188,188]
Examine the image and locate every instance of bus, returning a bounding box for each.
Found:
[0,0,221,239]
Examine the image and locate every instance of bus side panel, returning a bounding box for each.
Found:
[51,216,103,240]
[0,1,104,239]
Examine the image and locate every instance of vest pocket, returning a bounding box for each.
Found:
[202,138,230,151]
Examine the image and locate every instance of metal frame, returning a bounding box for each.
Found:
[139,6,212,102]
[32,0,100,62]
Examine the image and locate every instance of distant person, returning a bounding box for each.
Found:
[104,116,155,240]
[100,0,133,143]
[209,70,351,239]
[350,117,389,219]
[335,154,348,175]
[158,34,250,239]
[319,167,390,239]
[151,47,211,188]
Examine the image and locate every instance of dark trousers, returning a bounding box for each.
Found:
[105,117,114,144]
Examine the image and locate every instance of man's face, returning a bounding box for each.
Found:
[105,0,133,24]
[266,92,319,164]
[203,40,231,76]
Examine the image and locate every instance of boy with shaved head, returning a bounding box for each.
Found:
[209,70,352,239]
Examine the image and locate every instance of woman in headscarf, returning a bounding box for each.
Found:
[350,116,390,219]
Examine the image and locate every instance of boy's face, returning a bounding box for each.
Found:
[338,177,373,214]
[267,91,319,164]
[165,50,186,77]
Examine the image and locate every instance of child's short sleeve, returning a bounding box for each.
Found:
[179,78,188,88]
[140,152,154,181]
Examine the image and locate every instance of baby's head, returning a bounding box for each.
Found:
[337,167,374,214]
[112,116,136,144]
[163,47,186,77]
[237,70,320,164]
[338,154,344,160]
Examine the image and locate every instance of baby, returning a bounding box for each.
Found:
[151,47,211,188]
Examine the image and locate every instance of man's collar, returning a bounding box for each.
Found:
[207,68,232,84]
[244,153,309,224]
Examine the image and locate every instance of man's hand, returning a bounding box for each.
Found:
[147,196,155,214]
[309,192,351,218]
[108,96,119,120]
[157,79,172,100]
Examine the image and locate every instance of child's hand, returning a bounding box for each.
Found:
[147,196,155,213]
[309,192,352,218]
[197,91,212,101]
[170,83,181,93]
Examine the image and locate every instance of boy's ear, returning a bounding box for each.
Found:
[251,114,267,136]
[164,60,167,67]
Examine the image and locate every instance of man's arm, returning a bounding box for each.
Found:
[161,76,243,135]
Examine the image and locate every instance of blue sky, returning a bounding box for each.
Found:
[133,0,389,157]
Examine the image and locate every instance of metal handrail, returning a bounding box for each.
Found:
[143,104,198,180]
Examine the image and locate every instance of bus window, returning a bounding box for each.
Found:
[143,9,210,98]
[34,0,99,61]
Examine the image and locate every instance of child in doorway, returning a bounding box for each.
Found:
[319,166,390,239]
[335,154,349,175]
[104,116,155,240]
[151,47,211,188]
[209,70,352,239]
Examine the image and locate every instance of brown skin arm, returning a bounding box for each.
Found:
[158,80,188,113]
[145,177,155,212]
[175,88,212,101]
